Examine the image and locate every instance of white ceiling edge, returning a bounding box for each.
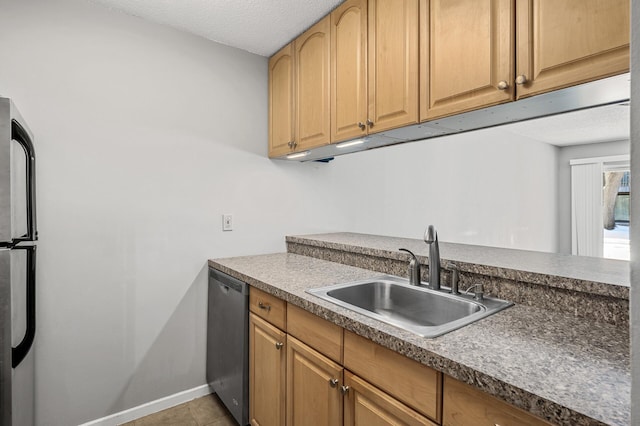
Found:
[89,0,344,57]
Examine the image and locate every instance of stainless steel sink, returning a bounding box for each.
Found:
[306,275,513,338]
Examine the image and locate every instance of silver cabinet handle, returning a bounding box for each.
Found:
[329,378,339,388]
[258,302,271,312]
[497,80,509,90]
[366,119,374,127]
[357,121,366,130]
[515,75,528,85]
[340,385,350,395]
[275,342,284,350]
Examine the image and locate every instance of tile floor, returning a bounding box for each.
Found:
[120,393,237,426]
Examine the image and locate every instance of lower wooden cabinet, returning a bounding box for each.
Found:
[249,290,551,426]
[442,376,552,426]
[287,335,344,426]
[344,371,438,426]
[249,314,286,426]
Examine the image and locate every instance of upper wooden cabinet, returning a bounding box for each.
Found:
[331,0,419,140]
[295,15,331,151]
[420,0,514,120]
[268,43,295,158]
[269,0,629,154]
[368,0,419,133]
[515,0,630,99]
[421,0,630,120]
[331,0,368,142]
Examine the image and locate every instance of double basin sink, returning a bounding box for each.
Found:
[307,275,513,338]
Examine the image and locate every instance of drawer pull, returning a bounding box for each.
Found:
[258,302,271,312]
[329,378,339,388]
[275,342,284,350]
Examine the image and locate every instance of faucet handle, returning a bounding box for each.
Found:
[399,248,421,286]
[399,248,416,257]
[463,283,484,301]
[449,264,460,295]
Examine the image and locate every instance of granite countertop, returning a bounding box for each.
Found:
[209,252,630,426]
[287,232,630,298]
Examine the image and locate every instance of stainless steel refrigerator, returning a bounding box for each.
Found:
[0,97,37,426]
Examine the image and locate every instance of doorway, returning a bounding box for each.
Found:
[570,154,630,259]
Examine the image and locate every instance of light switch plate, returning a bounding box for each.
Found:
[222,214,233,231]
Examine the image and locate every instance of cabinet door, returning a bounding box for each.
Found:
[269,43,295,157]
[443,376,552,426]
[249,314,286,426]
[296,16,331,151]
[515,0,630,99]
[344,371,438,426]
[286,335,343,426]
[367,0,419,134]
[421,0,514,120]
[331,0,368,142]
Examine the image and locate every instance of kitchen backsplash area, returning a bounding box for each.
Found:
[287,233,630,327]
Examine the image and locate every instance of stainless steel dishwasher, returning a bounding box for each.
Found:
[207,268,249,425]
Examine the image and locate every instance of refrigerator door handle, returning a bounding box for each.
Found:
[11,245,36,368]
[11,120,37,243]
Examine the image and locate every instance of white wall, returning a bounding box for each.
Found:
[0,0,604,424]
[0,0,351,424]
[330,128,560,253]
[630,0,639,420]
[556,140,630,254]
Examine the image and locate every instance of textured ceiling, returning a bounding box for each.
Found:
[500,103,630,146]
[90,0,344,57]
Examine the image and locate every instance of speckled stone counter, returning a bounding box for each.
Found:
[209,253,630,426]
[287,233,630,327]
[286,232,629,291]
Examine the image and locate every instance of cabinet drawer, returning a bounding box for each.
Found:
[343,331,441,422]
[443,376,552,426]
[287,304,343,364]
[249,287,286,330]
[344,371,438,426]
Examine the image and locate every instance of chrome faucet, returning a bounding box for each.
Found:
[399,248,421,286]
[424,225,441,290]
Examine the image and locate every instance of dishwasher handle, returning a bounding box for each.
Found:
[209,268,249,295]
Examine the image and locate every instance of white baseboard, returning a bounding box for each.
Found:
[78,384,212,426]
